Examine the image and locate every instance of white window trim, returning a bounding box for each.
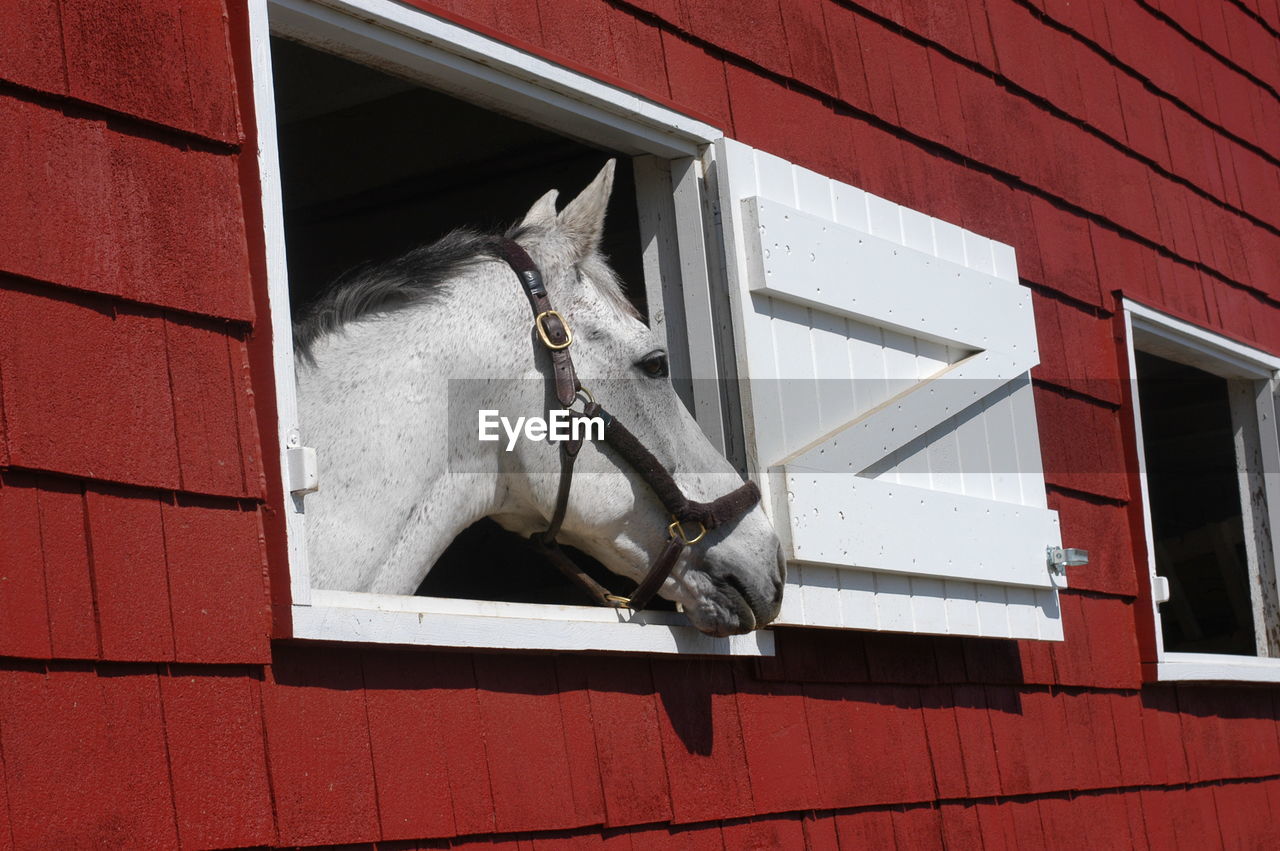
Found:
[1123,298,1280,682]
[246,0,774,655]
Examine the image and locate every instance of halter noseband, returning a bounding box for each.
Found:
[497,238,761,611]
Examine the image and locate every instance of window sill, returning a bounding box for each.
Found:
[1154,651,1280,684]
[289,589,776,655]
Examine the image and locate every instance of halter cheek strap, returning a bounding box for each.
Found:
[496,237,760,611]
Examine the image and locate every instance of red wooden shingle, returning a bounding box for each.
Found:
[1177,687,1232,783]
[951,684,1003,798]
[0,0,65,93]
[732,671,819,816]
[719,814,806,850]
[755,627,869,683]
[59,0,239,142]
[160,665,276,849]
[660,32,732,133]
[360,651,458,841]
[163,496,270,664]
[804,684,935,808]
[623,822,724,851]
[648,659,752,823]
[536,0,618,80]
[1018,637,1058,686]
[1010,797,1048,848]
[1035,794,1074,846]
[0,287,181,489]
[832,808,897,848]
[1029,196,1104,307]
[862,632,942,684]
[228,337,266,499]
[985,0,1048,95]
[918,686,968,799]
[1213,781,1273,849]
[260,647,381,846]
[84,486,175,662]
[724,63,848,180]
[892,804,944,850]
[1092,693,1128,788]
[0,665,179,849]
[472,654,581,833]
[682,0,791,79]
[1046,491,1138,596]
[0,472,52,659]
[847,15,901,125]
[581,657,673,827]
[973,797,1018,851]
[780,0,836,96]
[1171,784,1224,850]
[938,801,982,849]
[1109,692,1152,787]
[800,811,839,850]
[0,100,252,321]
[1141,687,1191,786]
[164,316,249,497]
[606,8,669,101]
[550,657,606,827]
[35,475,99,659]
[0,751,10,851]
[820,2,872,114]
[426,653,497,837]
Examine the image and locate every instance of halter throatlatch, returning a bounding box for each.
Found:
[497,238,761,611]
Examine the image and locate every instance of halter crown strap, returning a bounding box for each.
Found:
[498,239,579,407]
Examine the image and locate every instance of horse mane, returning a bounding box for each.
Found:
[293,225,524,360]
[294,218,641,361]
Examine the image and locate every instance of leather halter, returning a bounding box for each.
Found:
[496,238,761,610]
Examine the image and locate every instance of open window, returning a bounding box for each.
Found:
[249,0,767,654]
[1123,300,1280,681]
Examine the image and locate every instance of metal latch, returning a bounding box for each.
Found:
[287,446,319,495]
[1047,545,1089,577]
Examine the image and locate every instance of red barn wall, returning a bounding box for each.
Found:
[1,0,1279,847]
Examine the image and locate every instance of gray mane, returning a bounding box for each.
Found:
[293,225,523,358]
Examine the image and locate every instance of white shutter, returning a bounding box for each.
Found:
[713,139,1065,640]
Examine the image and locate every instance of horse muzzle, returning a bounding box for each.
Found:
[686,542,786,636]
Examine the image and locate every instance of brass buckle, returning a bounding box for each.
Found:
[604,594,632,607]
[535,310,573,350]
[667,518,707,545]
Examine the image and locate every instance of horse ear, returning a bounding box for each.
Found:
[520,189,559,227]
[558,159,615,258]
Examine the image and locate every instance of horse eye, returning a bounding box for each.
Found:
[638,351,669,378]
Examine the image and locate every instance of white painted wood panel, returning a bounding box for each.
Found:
[713,138,1065,640]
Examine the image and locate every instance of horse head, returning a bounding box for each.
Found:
[487,162,785,635]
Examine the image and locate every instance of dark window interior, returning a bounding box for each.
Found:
[271,36,659,606]
[1135,351,1255,655]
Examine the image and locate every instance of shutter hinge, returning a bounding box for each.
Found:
[1047,545,1088,577]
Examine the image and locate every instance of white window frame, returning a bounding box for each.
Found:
[1123,299,1280,682]
[246,0,773,655]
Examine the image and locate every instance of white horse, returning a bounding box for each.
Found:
[294,161,783,635]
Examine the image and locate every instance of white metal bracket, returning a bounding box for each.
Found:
[1047,545,1089,578]
[287,446,319,495]
[1152,575,1171,604]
